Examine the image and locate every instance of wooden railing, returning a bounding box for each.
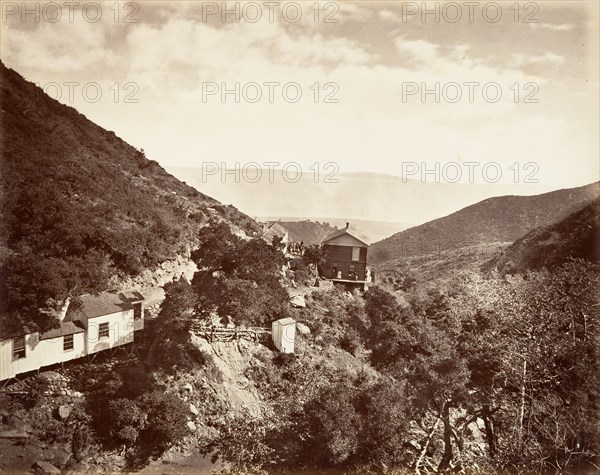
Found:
[189,322,271,343]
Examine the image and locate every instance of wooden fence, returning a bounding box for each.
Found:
[189,322,271,343]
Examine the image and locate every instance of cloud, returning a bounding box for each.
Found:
[378,10,401,23]
[529,22,575,32]
[395,36,440,63]
[1,2,596,189]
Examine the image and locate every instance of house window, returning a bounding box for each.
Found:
[133,303,142,320]
[352,247,360,261]
[12,336,26,360]
[63,334,74,351]
[98,322,109,339]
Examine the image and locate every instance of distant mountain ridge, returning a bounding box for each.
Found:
[370,182,600,265]
[168,166,558,226]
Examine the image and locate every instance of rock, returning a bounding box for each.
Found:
[187,421,197,432]
[58,405,71,419]
[72,391,83,398]
[296,323,311,335]
[31,461,60,474]
[183,383,193,393]
[189,403,199,416]
[0,430,30,439]
[290,294,306,308]
[315,279,334,291]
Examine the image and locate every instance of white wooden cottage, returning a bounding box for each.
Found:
[0,290,145,381]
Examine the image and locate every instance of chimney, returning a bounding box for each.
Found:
[58,297,71,322]
[346,222,349,229]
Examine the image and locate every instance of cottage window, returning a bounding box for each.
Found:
[133,303,142,320]
[12,336,26,360]
[63,334,74,351]
[98,322,109,339]
[352,247,360,261]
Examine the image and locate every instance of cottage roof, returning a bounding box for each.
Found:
[66,290,144,320]
[40,321,86,340]
[261,223,289,243]
[120,290,145,302]
[322,226,370,246]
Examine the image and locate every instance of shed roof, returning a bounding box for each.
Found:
[40,321,86,340]
[322,226,370,246]
[274,317,296,326]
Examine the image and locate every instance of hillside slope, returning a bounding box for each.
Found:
[0,62,257,335]
[370,182,600,265]
[484,201,600,275]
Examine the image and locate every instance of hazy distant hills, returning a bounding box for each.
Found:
[485,200,600,275]
[167,166,558,226]
[370,182,600,266]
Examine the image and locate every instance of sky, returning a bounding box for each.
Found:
[1,0,599,188]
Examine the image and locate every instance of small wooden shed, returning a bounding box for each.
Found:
[272,317,296,353]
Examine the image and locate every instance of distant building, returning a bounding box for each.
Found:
[260,223,290,253]
[0,290,145,382]
[320,222,371,289]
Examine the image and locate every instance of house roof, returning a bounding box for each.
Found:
[261,223,289,243]
[65,290,145,320]
[40,321,86,340]
[322,226,371,246]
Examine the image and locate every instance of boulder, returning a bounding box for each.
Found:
[296,323,311,335]
[315,279,334,291]
[187,421,197,432]
[32,461,60,474]
[290,294,306,308]
[189,403,199,416]
[183,383,193,393]
[58,405,71,419]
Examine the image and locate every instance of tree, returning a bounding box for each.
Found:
[190,221,289,326]
[302,244,327,267]
[109,398,147,447]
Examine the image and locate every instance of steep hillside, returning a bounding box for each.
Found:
[370,182,600,265]
[484,201,600,275]
[0,62,257,336]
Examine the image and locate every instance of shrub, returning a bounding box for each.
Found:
[138,391,188,453]
[273,352,295,367]
[339,327,363,356]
